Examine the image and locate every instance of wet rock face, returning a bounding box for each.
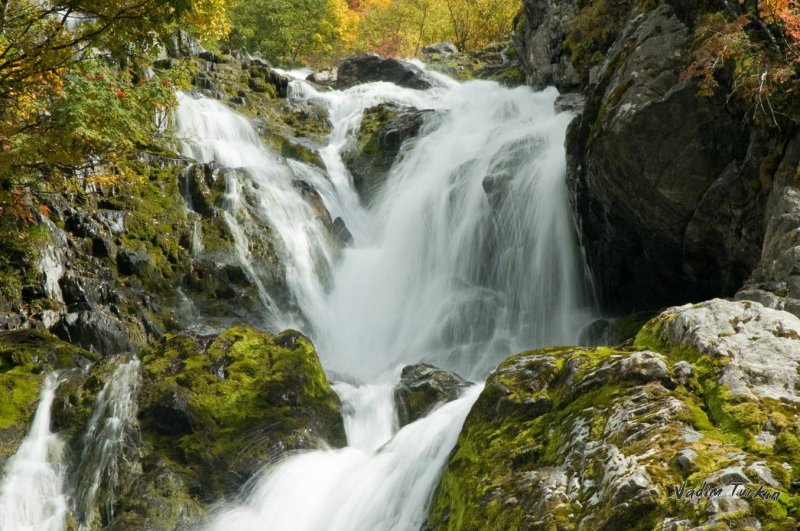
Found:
[342,103,431,204]
[514,0,580,90]
[336,54,442,90]
[394,364,471,427]
[429,301,800,529]
[565,5,774,312]
[737,132,800,315]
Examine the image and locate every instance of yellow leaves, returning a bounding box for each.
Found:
[184,0,233,42]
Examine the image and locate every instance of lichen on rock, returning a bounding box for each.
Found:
[428,300,800,529]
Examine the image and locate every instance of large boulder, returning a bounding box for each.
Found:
[429,299,800,529]
[336,54,441,90]
[342,103,431,203]
[565,5,778,313]
[134,326,345,502]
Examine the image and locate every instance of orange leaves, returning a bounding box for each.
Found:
[759,0,800,60]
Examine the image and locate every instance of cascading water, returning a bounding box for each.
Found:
[0,64,595,530]
[170,71,596,529]
[0,373,68,531]
[73,359,141,529]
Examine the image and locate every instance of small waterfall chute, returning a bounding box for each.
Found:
[0,373,68,531]
[73,358,142,530]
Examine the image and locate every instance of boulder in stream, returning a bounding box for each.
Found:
[429,300,800,529]
[394,363,472,427]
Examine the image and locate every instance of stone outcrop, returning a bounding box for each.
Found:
[342,103,432,203]
[514,0,579,90]
[429,299,800,529]
[336,54,442,90]
[394,363,471,427]
[511,0,799,314]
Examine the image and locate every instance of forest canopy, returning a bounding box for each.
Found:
[225,0,519,65]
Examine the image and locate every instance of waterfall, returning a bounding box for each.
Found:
[172,71,596,530]
[174,95,341,330]
[73,359,141,529]
[311,81,594,379]
[0,64,595,530]
[205,385,482,531]
[0,373,68,531]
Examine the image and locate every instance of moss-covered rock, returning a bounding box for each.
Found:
[0,330,96,461]
[428,303,800,531]
[394,363,472,427]
[424,42,525,86]
[136,325,345,501]
[342,103,430,203]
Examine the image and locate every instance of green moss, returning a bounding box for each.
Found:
[0,330,96,456]
[430,333,800,528]
[564,0,636,73]
[138,325,344,499]
[429,347,652,530]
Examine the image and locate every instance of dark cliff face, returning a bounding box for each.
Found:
[516,0,800,313]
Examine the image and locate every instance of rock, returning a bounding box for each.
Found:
[342,103,431,203]
[737,132,800,315]
[117,249,153,277]
[676,448,698,472]
[336,54,441,90]
[394,364,471,426]
[643,299,800,402]
[332,217,353,246]
[428,340,799,529]
[554,93,585,114]
[423,42,458,55]
[168,30,205,58]
[423,41,524,85]
[292,179,333,225]
[137,326,346,500]
[565,5,776,313]
[672,361,694,386]
[514,0,580,90]
[179,162,224,217]
[307,68,337,84]
[198,50,224,64]
[54,309,137,355]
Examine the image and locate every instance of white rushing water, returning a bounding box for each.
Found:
[73,359,141,529]
[0,65,594,530]
[172,71,595,530]
[0,373,68,531]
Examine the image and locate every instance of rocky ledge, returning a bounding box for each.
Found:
[0,325,344,529]
[429,299,800,529]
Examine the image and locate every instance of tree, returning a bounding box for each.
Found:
[0,0,228,188]
[226,0,342,65]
